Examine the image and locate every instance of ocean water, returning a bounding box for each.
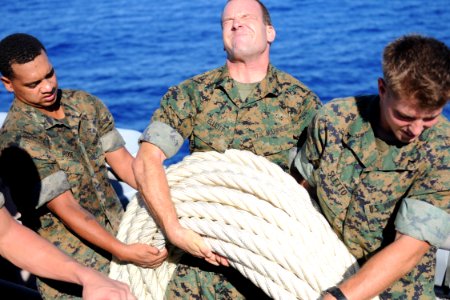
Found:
[0,0,449,162]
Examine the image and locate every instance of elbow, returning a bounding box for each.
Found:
[132,154,148,191]
[132,143,166,187]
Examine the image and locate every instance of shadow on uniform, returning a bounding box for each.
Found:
[0,146,41,297]
[0,146,83,298]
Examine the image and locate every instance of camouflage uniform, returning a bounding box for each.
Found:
[0,89,125,299]
[295,96,450,299]
[141,64,321,299]
[143,64,321,171]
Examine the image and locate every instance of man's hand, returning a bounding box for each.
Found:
[81,270,137,300]
[169,226,229,267]
[115,243,168,268]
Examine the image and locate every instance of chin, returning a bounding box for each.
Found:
[399,135,417,144]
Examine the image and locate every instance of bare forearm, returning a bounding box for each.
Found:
[0,212,87,284]
[133,143,181,238]
[132,143,227,266]
[0,212,136,299]
[60,204,125,258]
[326,234,430,300]
[107,147,138,189]
[46,191,126,259]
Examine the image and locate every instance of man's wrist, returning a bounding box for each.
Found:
[325,286,348,300]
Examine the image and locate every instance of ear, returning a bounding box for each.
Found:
[266,25,276,43]
[378,78,386,101]
[1,76,14,93]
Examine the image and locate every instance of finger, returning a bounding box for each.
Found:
[219,256,229,267]
[159,247,169,257]
[204,256,220,266]
[199,245,213,258]
[147,245,160,255]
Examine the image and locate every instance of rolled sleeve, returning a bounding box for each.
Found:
[395,198,450,247]
[293,143,316,187]
[101,128,126,153]
[37,171,71,209]
[139,121,184,159]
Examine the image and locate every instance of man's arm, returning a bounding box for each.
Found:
[0,207,136,300]
[133,142,227,266]
[46,190,167,268]
[323,233,429,300]
[106,146,137,189]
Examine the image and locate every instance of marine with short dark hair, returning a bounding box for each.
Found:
[0,33,167,299]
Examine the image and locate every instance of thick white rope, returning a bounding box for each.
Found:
[109,149,363,299]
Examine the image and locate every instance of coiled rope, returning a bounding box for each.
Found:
[109,149,361,299]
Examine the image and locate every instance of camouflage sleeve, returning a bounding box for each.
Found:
[36,171,71,208]
[395,198,450,247]
[101,128,126,153]
[0,136,71,209]
[152,85,196,137]
[90,94,124,152]
[406,134,449,210]
[139,121,184,158]
[24,145,72,209]
[303,108,327,171]
[296,90,322,139]
[142,84,196,158]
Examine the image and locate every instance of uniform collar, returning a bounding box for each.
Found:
[214,64,282,108]
[11,89,83,130]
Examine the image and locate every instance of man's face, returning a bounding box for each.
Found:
[222,0,275,61]
[378,79,443,144]
[1,50,58,110]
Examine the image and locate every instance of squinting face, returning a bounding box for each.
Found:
[222,0,275,61]
[378,79,442,144]
[1,50,58,111]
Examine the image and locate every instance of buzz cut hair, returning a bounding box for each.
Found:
[0,33,46,79]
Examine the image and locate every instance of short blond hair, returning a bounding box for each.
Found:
[382,34,450,109]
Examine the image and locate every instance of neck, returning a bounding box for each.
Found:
[373,116,404,146]
[39,92,65,119]
[226,54,270,83]
[40,107,65,119]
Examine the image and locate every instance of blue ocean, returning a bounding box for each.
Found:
[1,0,449,163]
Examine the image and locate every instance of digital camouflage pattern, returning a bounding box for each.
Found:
[0,90,124,299]
[150,64,321,171]
[148,64,321,298]
[302,96,450,299]
[164,259,245,300]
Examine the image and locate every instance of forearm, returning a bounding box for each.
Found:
[325,234,430,300]
[0,209,87,284]
[133,143,182,239]
[106,147,137,189]
[46,191,127,260]
[63,207,126,259]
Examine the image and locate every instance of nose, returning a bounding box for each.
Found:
[40,78,53,93]
[409,120,424,137]
[232,17,242,29]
